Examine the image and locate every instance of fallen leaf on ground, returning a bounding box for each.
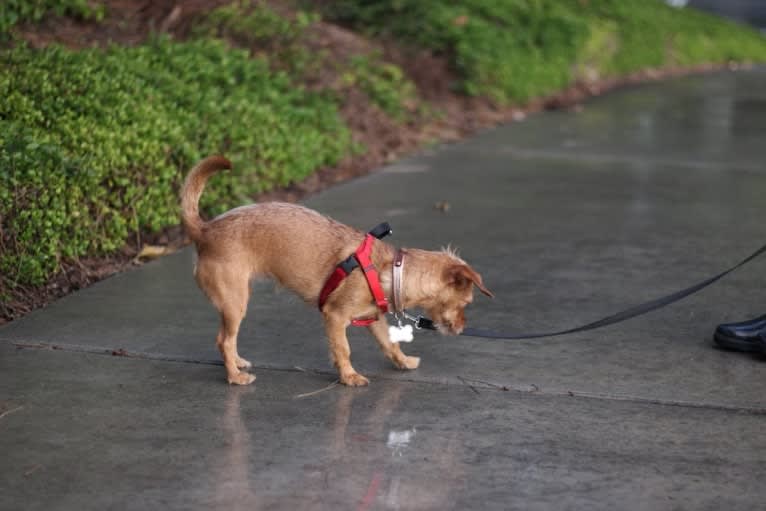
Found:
[134,244,174,263]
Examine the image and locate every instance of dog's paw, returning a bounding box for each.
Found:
[393,355,420,370]
[227,371,256,385]
[340,372,370,387]
[401,356,420,370]
[236,356,252,370]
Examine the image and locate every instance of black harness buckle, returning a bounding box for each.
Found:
[368,222,392,240]
[337,222,392,275]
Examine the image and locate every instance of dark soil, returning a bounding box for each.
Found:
[0,0,729,325]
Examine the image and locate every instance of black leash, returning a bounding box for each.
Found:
[412,242,766,340]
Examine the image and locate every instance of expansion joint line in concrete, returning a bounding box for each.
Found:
[5,339,765,416]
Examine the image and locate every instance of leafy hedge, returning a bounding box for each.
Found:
[0,0,103,36]
[0,37,351,286]
[322,0,766,103]
[195,2,419,119]
[4,0,766,292]
[192,2,320,78]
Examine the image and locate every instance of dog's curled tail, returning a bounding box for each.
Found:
[180,155,232,243]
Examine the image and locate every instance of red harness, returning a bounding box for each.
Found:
[318,233,389,326]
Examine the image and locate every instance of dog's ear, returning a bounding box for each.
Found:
[444,264,494,298]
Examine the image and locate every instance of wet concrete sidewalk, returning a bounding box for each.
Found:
[2,69,765,510]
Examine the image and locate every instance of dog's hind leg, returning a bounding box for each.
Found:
[215,319,254,385]
[323,314,369,386]
[217,310,255,385]
[204,270,255,385]
[368,318,420,370]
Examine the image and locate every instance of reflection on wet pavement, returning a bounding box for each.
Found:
[201,378,470,510]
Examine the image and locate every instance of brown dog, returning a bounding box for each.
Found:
[181,155,492,386]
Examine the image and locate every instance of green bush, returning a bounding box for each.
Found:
[322,0,766,104]
[0,0,104,36]
[583,0,766,73]
[343,53,419,120]
[191,2,320,78]
[195,2,419,120]
[0,38,351,286]
[6,0,766,292]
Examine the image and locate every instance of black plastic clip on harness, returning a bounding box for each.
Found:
[337,222,392,274]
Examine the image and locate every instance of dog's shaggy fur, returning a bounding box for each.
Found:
[181,156,492,386]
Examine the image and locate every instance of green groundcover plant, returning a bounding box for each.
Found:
[323,0,766,103]
[195,2,419,119]
[3,0,766,293]
[0,0,104,36]
[0,37,351,287]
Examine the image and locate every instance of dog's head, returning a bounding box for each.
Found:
[418,250,493,335]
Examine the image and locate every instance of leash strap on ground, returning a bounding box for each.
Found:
[418,242,766,340]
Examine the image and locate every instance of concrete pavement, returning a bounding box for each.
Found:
[2,68,765,510]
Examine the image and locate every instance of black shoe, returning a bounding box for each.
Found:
[714,314,766,353]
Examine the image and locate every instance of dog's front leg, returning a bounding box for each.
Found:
[323,314,369,386]
[368,318,420,371]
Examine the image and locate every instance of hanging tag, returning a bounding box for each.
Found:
[389,324,414,343]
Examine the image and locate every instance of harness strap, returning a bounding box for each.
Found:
[318,223,392,326]
[355,234,389,314]
[318,266,350,311]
